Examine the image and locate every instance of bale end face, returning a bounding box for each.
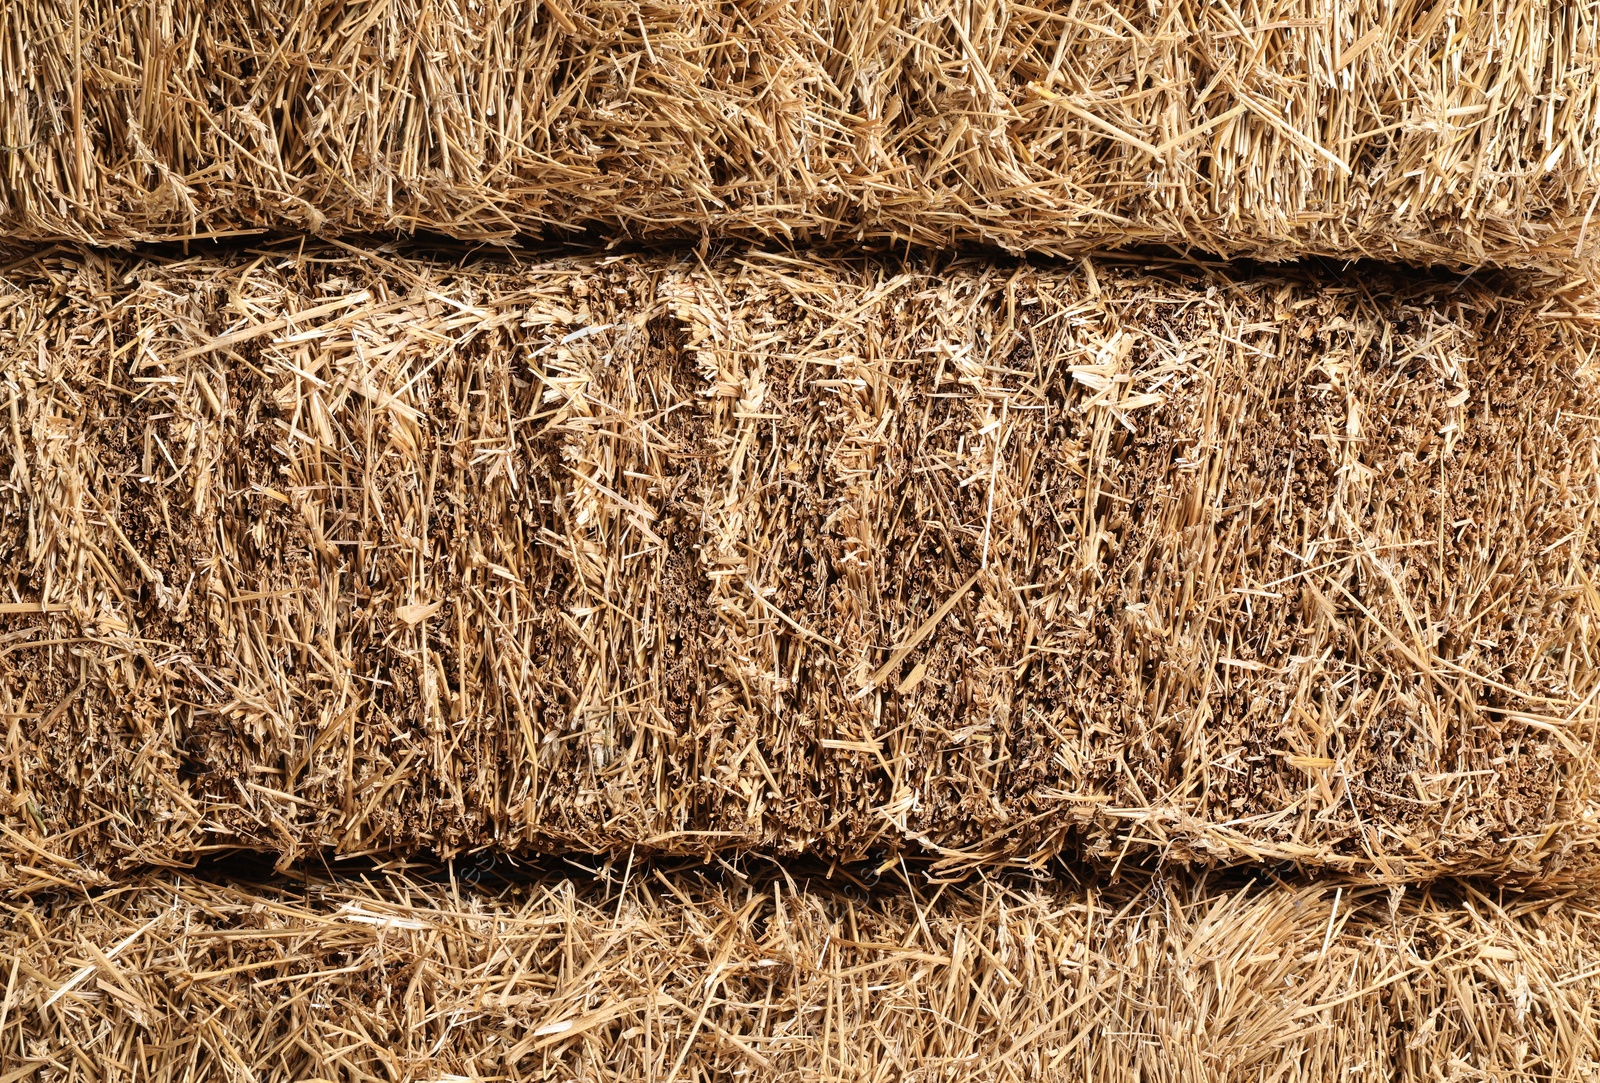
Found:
[1,248,1597,887]
[6,868,1600,1081]
[2,1,1599,269]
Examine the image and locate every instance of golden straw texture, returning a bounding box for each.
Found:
[5,868,1600,1081]
[1,245,1597,892]
[2,0,1599,267]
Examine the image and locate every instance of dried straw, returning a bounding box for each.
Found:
[2,1,1599,268]
[1,245,1597,892]
[4,866,1599,1081]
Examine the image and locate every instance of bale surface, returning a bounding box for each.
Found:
[4,868,1599,1081]
[2,246,1598,890]
[2,0,1599,268]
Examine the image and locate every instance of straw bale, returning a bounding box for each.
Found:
[4,867,1600,1080]
[3,1,1600,268]
[1,245,1597,892]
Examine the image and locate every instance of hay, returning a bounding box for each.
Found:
[2,244,1598,892]
[5,866,1599,1080]
[2,0,1599,268]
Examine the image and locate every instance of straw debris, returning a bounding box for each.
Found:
[5,867,1600,1080]
[1,245,1597,890]
[2,1,1599,268]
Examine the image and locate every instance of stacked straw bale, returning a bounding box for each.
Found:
[7,2,1600,1076]
[4,867,1599,1080]
[2,0,1599,268]
[1,246,1598,893]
